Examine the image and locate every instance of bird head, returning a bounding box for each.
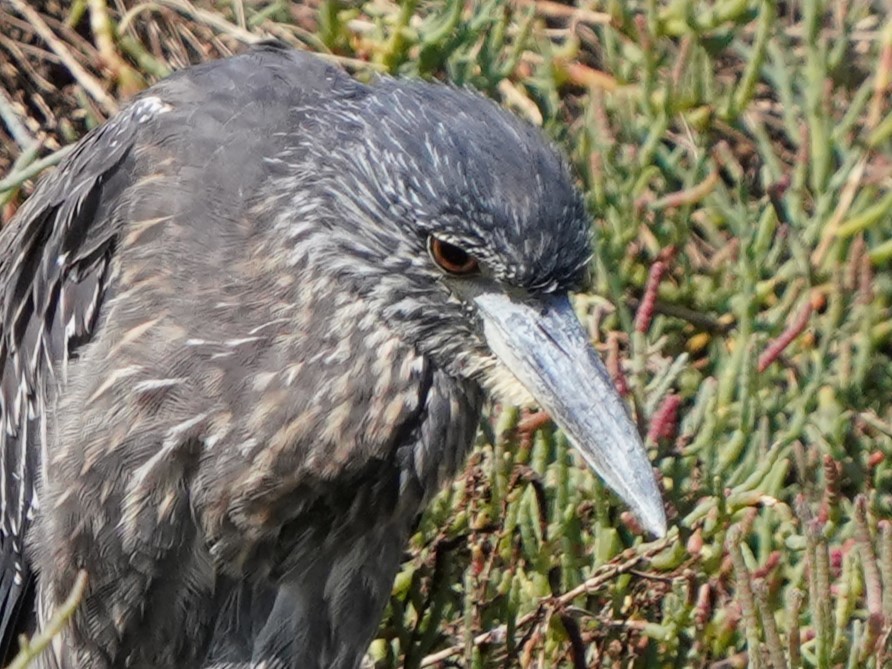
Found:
[270,79,666,537]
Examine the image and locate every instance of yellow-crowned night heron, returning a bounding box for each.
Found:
[0,43,666,669]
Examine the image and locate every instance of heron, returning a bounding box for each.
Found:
[0,43,665,669]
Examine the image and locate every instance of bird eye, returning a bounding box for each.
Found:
[428,236,479,275]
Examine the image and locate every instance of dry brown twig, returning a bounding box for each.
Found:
[7,0,118,115]
[419,537,674,666]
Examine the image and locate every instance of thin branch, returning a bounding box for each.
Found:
[0,88,36,151]
[7,570,88,669]
[0,145,75,195]
[7,0,118,115]
[419,538,672,667]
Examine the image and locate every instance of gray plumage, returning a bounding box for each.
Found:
[0,43,665,669]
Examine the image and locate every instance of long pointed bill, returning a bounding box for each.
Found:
[474,291,667,537]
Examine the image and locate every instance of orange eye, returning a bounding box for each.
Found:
[428,236,479,275]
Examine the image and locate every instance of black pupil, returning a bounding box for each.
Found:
[440,241,469,268]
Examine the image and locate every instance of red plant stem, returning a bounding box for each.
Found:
[757,301,814,372]
[646,393,681,443]
[634,260,667,334]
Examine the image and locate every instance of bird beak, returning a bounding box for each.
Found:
[473,291,667,538]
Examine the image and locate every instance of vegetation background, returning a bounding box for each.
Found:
[1,0,891,667]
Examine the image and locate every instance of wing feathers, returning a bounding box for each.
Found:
[0,97,144,660]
